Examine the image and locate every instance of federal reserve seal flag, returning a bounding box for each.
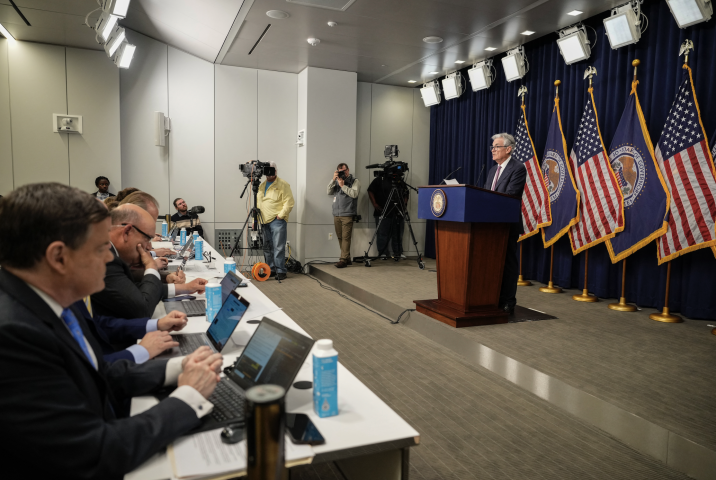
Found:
[541,89,579,248]
[606,79,670,263]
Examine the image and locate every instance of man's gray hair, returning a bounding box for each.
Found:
[111,204,142,226]
[491,133,515,148]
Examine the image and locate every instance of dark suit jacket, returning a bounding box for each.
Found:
[91,247,167,319]
[0,269,199,480]
[485,158,528,235]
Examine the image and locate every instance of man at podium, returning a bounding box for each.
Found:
[484,133,527,315]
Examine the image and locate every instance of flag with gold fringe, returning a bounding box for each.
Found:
[655,65,716,264]
[606,80,670,263]
[541,93,579,247]
[568,86,624,254]
[513,104,552,241]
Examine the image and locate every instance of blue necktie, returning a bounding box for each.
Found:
[61,308,97,368]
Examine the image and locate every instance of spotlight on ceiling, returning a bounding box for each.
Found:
[603,1,643,49]
[501,46,528,82]
[556,24,591,64]
[95,11,119,44]
[441,72,464,100]
[468,60,494,92]
[104,25,126,58]
[420,81,441,107]
[0,22,15,42]
[114,42,136,69]
[666,0,713,28]
[102,0,131,18]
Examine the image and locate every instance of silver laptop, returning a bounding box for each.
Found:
[163,270,243,317]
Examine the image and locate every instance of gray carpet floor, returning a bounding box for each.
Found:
[256,273,692,480]
[312,259,716,452]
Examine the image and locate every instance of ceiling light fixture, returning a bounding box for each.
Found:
[442,72,464,100]
[603,1,643,49]
[266,10,290,19]
[104,25,126,58]
[327,21,338,26]
[423,36,443,43]
[114,42,136,69]
[521,30,535,35]
[455,60,465,64]
[408,80,417,83]
[307,37,321,46]
[420,81,441,107]
[485,47,497,51]
[556,24,591,64]
[0,22,15,42]
[102,0,131,18]
[567,10,583,16]
[501,46,528,82]
[468,60,494,91]
[666,0,712,28]
[429,71,440,74]
[95,11,119,44]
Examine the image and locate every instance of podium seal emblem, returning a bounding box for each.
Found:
[430,189,447,217]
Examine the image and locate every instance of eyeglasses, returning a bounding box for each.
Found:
[121,223,153,242]
[490,145,510,151]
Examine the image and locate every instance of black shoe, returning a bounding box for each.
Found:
[276,273,287,280]
[394,256,400,262]
[503,304,515,316]
[270,271,277,278]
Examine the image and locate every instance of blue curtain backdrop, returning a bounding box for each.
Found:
[425,0,716,320]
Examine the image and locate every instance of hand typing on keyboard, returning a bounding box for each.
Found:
[179,346,224,398]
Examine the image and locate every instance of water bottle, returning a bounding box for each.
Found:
[161,220,168,237]
[224,258,236,274]
[313,339,339,418]
[180,227,187,246]
[205,282,222,322]
[195,238,203,260]
[192,231,199,244]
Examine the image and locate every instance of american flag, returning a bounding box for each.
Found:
[655,67,716,264]
[568,91,624,254]
[514,106,551,240]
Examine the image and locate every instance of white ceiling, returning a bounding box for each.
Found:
[0,0,622,85]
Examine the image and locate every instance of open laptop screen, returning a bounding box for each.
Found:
[229,318,315,392]
[221,270,242,303]
[206,291,249,352]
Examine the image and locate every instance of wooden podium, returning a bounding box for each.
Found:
[415,184,521,328]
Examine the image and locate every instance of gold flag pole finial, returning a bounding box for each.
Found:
[554,80,561,99]
[632,59,640,82]
[583,66,597,88]
[679,39,694,67]
[518,85,527,106]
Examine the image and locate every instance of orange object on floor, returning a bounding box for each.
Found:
[251,262,271,281]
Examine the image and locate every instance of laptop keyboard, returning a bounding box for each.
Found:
[208,379,245,424]
[178,334,209,355]
[182,300,206,316]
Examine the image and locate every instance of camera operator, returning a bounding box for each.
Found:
[367,174,407,261]
[327,163,361,268]
[257,162,294,281]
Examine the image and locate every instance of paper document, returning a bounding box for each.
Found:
[170,429,313,480]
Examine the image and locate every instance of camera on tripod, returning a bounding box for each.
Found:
[239,160,275,179]
[366,145,409,179]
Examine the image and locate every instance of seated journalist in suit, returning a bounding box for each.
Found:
[484,133,527,315]
[0,183,223,480]
[90,204,207,319]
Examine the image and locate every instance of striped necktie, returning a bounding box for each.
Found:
[491,165,502,191]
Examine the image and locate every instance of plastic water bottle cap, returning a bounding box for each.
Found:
[181,227,186,231]
[206,282,221,288]
[316,339,333,351]
[225,259,235,264]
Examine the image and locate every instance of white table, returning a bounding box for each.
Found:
[126,243,419,480]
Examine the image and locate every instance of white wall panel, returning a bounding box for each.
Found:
[66,48,121,194]
[258,70,297,190]
[8,42,68,187]
[215,65,257,223]
[120,31,169,211]
[355,82,373,228]
[168,47,215,222]
[410,88,430,226]
[0,39,12,195]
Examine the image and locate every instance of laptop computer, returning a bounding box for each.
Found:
[163,270,243,317]
[171,289,250,356]
[167,235,193,261]
[189,317,315,434]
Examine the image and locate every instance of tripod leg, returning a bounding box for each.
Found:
[396,193,425,269]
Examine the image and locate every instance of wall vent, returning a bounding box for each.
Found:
[286,0,356,12]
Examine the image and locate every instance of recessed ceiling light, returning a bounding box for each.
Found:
[327,21,337,27]
[381,64,387,67]
[455,60,465,64]
[266,10,290,19]
[408,80,417,83]
[485,47,497,51]
[429,71,440,74]
[567,10,583,16]
[307,38,320,46]
[521,30,535,35]
[423,36,443,44]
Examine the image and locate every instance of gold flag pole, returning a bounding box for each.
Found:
[539,245,562,293]
[649,260,682,323]
[516,85,532,287]
[573,249,598,302]
[608,258,637,311]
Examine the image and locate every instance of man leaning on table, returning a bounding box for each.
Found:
[0,183,223,480]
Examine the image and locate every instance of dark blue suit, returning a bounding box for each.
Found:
[484,158,527,310]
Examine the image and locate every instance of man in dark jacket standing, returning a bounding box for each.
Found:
[328,163,361,268]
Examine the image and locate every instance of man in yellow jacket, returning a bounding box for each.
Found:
[257,162,295,280]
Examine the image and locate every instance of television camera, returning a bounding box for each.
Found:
[366,145,409,180]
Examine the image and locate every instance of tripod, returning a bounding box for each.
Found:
[229,174,271,261]
[363,175,425,270]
